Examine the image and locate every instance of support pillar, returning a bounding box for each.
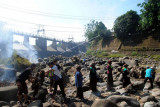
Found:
[51,40,57,50]
[36,38,47,51]
[23,36,29,46]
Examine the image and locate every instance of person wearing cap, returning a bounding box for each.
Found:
[52,60,66,99]
[144,66,153,89]
[16,63,36,106]
[122,64,131,88]
[89,62,97,92]
[106,60,113,90]
[75,65,84,99]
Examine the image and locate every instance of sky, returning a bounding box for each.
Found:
[0,0,144,44]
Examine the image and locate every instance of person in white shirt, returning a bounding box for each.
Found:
[52,60,66,99]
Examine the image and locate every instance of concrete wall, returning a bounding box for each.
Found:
[91,35,160,51]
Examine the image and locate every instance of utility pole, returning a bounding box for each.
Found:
[37,24,45,37]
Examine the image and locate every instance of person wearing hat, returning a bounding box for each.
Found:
[122,64,131,88]
[75,65,84,99]
[16,63,36,106]
[106,60,113,90]
[89,62,97,92]
[144,66,153,89]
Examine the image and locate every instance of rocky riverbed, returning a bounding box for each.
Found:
[0,55,160,107]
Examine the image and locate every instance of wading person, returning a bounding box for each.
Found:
[122,64,131,88]
[16,64,36,106]
[106,60,113,90]
[52,60,66,99]
[89,62,97,92]
[144,66,153,89]
[75,65,84,99]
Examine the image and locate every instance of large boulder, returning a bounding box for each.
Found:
[28,100,43,107]
[0,86,17,101]
[139,96,158,104]
[35,87,48,102]
[151,88,160,97]
[91,99,118,107]
[107,95,140,107]
[63,66,72,73]
[123,59,138,67]
[113,81,122,87]
[84,90,101,100]
[132,80,144,90]
[143,101,159,107]
[0,101,10,107]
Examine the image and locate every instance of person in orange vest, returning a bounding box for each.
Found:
[46,62,54,93]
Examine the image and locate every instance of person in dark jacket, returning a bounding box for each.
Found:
[75,65,84,99]
[16,64,36,105]
[89,62,97,92]
[122,64,131,88]
[106,60,113,90]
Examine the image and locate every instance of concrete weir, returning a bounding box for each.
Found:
[0,86,17,101]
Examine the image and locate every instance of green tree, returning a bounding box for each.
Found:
[138,0,160,31]
[113,10,140,39]
[84,20,111,42]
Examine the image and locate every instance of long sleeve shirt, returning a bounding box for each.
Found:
[75,71,83,88]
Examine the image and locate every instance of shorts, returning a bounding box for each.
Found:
[16,79,28,95]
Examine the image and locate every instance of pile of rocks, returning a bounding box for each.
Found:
[0,55,160,107]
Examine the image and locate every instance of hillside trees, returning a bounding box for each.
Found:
[84,20,111,42]
[138,0,160,31]
[113,10,140,40]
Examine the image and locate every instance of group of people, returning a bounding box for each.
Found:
[15,59,157,106]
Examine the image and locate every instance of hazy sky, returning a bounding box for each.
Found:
[0,0,144,43]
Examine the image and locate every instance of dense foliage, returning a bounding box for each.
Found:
[138,0,160,31]
[84,20,112,42]
[113,10,140,39]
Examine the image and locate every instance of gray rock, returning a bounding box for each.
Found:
[28,100,43,107]
[151,89,160,97]
[116,88,127,94]
[119,101,128,107]
[9,101,17,106]
[118,75,123,82]
[38,58,43,62]
[124,59,138,67]
[63,66,72,73]
[97,82,106,87]
[139,96,158,103]
[115,85,123,90]
[132,80,144,90]
[114,81,122,87]
[84,90,101,99]
[0,101,10,107]
[0,86,17,101]
[35,88,48,101]
[143,101,159,107]
[107,95,140,107]
[91,99,118,107]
